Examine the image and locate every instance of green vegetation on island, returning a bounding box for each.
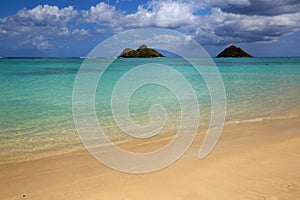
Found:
[118,44,165,58]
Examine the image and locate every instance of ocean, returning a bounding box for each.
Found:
[0,57,300,163]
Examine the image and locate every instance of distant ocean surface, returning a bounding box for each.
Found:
[1,57,300,163]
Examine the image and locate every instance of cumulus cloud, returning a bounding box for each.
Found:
[16,4,78,25]
[154,34,181,43]
[213,10,300,42]
[123,0,198,29]
[71,28,93,40]
[0,0,300,52]
[191,7,300,45]
[123,33,184,48]
[0,5,77,37]
[80,0,300,45]
[0,5,78,49]
[81,0,199,30]
[31,35,51,50]
[82,2,123,26]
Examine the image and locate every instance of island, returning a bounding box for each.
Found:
[118,44,165,58]
[217,45,253,58]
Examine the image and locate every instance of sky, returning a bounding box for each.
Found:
[0,0,300,57]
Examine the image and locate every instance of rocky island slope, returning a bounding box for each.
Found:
[217,45,253,58]
[118,44,165,58]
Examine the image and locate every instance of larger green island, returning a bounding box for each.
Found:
[118,44,165,58]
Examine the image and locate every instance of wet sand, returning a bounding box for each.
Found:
[0,116,299,200]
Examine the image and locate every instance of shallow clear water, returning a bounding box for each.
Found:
[0,57,300,162]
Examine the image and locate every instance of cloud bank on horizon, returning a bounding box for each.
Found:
[0,0,300,57]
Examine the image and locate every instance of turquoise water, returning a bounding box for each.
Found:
[0,57,300,162]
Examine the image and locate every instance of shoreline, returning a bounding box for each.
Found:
[0,115,299,199]
[1,112,299,164]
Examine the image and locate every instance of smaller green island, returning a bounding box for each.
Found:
[118,44,165,58]
[217,45,253,58]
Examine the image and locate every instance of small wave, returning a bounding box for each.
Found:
[226,113,299,125]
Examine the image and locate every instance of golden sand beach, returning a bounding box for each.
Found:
[0,115,299,200]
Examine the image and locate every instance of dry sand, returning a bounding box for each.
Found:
[0,116,299,200]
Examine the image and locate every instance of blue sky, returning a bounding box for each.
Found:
[0,0,300,57]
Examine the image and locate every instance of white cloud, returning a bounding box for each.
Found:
[72,28,93,40]
[32,35,51,50]
[153,34,181,43]
[16,5,77,25]
[0,5,79,49]
[137,0,197,28]
[81,0,300,45]
[0,4,78,37]
[0,0,300,52]
[82,1,199,29]
[82,2,123,26]
[203,8,300,44]
[19,35,51,50]
[119,0,199,29]
[58,27,70,36]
